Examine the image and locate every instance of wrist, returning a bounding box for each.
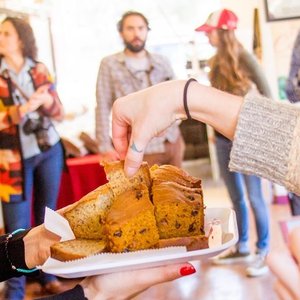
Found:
[173,80,188,120]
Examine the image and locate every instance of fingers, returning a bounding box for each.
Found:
[133,263,196,288]
[112,120,130,161]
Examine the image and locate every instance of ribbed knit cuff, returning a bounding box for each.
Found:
[229,92,300,195]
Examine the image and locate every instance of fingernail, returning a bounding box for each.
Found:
[180,265,196,276]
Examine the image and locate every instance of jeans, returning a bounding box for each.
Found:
[2,142,64,300]
[288,192,300,216]
[216,136,270,254]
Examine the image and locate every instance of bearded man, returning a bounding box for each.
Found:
[95,11,184,167]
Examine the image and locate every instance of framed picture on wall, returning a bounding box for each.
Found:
[265,0,300,21]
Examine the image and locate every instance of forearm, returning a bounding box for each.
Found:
[229,93,300,195]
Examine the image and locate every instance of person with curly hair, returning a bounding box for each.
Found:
[0,17,65,298]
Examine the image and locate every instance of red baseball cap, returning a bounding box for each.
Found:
[195,9,238,32]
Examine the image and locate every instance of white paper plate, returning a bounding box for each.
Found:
[40,207,237,278]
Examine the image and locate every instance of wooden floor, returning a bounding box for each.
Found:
[12,162,292,299]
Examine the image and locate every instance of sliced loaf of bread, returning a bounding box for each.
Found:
[63,183,114,239]
[102,160,152,197]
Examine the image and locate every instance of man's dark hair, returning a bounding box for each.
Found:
[3,17,37,60]
[117,11,150,32]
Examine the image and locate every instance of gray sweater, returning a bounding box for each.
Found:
[229,93,300,195]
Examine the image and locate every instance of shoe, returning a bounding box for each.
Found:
[246,253,269,277]
[212,249,253,265]
[43,280,69,295]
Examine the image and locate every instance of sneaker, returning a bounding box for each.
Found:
[246,253,269,277]
[212,250,253,265]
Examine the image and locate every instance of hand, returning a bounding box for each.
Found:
[20,85,53,116]
[112,80,186,177]
[101,150,120,162]
[23,225,61,268]
[80,263,196,300]
[31,84,54,109]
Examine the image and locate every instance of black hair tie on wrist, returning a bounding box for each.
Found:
[183,78,197,120]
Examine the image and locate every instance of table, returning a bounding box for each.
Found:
[57,154,108,209]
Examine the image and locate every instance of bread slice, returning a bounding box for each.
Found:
[63,183,114,239]
[152,181,205,239]
[50,239,107,261]
[102,160,152,197]
[150,164,202,190]
[105,184,159,253]
[157,235,208,251]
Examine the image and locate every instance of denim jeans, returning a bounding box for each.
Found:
[2,141,64,300]
[216,136,270,254]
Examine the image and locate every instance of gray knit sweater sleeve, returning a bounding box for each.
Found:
[229,92,300,195]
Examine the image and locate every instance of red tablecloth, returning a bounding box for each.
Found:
[57,154,107,209]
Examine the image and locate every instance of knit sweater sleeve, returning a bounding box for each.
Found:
[229,92,300,195]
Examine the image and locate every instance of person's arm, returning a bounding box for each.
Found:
[286,31,300,103]
[112,80,300,195]
[0,225,60,282]
[229,92,300,195]
[35,64,64,121]
[241,51,272,98]
[112,79,241,176]
[37,262,195,300]
[95,58,119,160]
[0,91,49,131]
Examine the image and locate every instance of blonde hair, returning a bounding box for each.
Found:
[208,29,251,96]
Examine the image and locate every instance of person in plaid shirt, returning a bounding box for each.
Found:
[95,11,185,167]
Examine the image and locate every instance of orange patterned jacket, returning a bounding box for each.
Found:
[0,60,64,203]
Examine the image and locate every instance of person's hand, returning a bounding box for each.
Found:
[23,224,61,268]
[80,263,196,300]
[20,84,53,116]
[112,80,186,177]
[31,84,54,109]
[101,150,120,162]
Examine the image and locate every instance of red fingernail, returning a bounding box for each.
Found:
[180,265,196,276]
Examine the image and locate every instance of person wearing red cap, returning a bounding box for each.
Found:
[195,8,272,277]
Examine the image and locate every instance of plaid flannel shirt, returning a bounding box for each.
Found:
[95,51,180,154]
